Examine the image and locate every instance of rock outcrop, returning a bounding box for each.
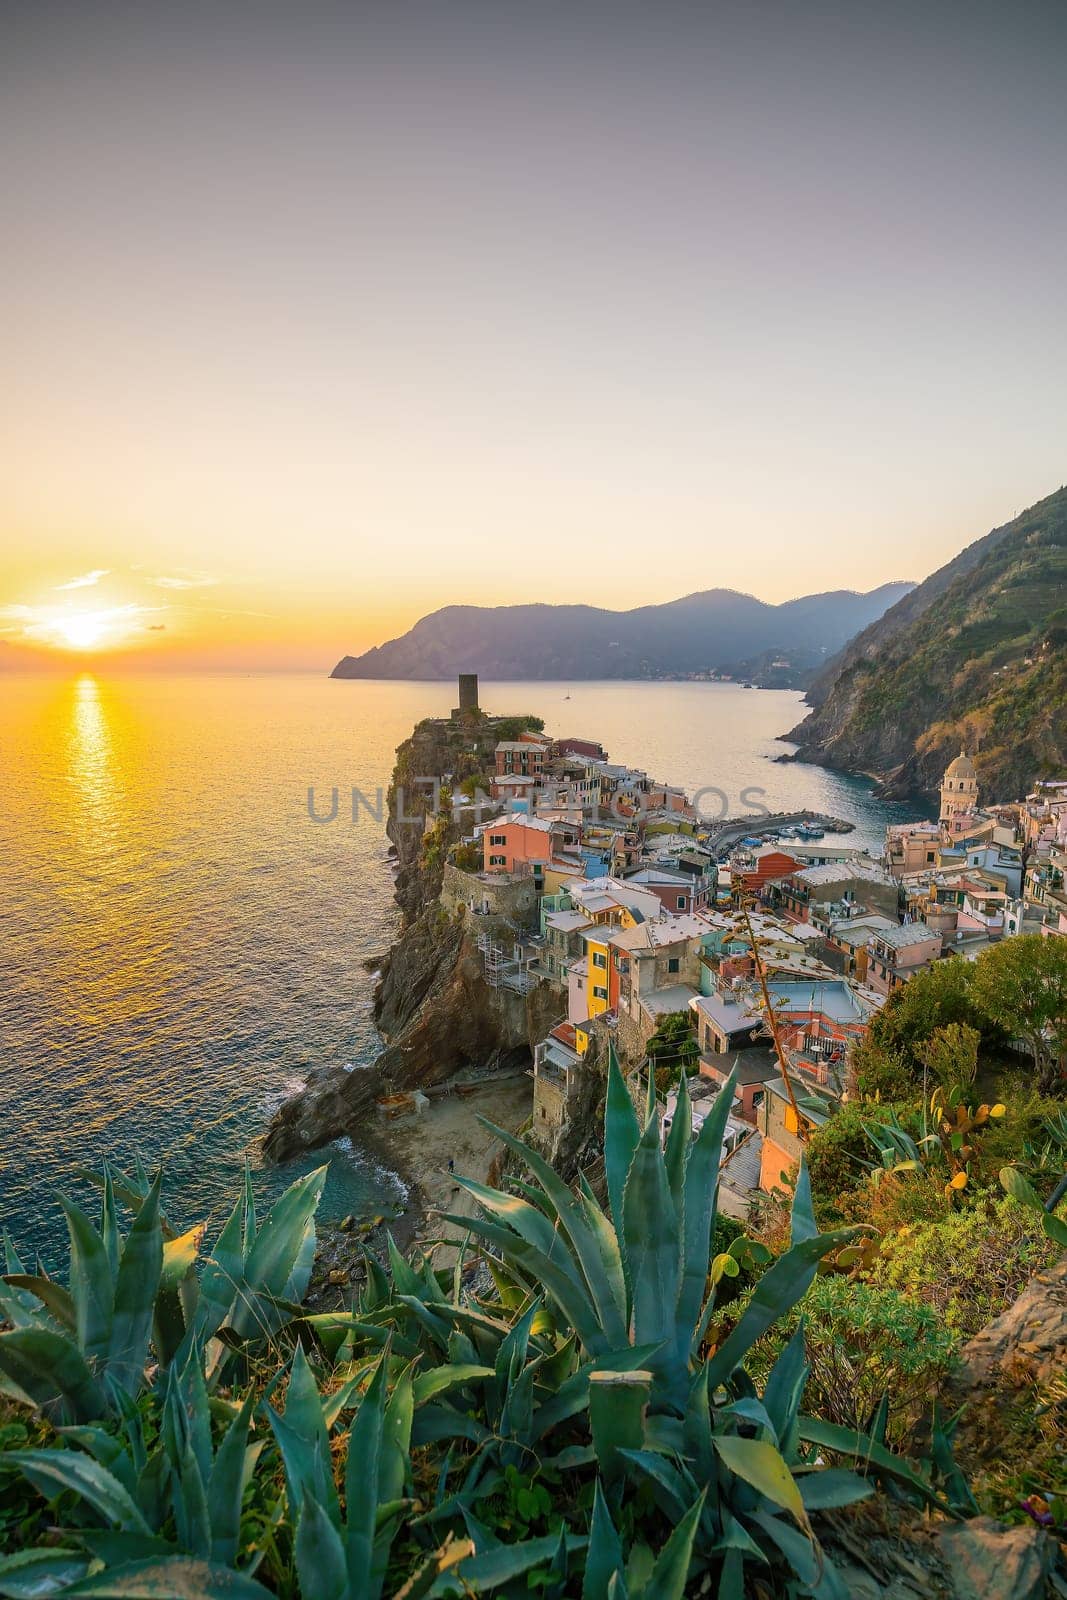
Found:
[265,709,556,1162]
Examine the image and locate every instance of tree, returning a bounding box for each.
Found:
[971,933,1067,1093]
[917,1022,981,1100]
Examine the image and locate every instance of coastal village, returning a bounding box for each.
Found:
[423,675,1067,1216]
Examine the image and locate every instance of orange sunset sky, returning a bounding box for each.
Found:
[4,3,1066,672]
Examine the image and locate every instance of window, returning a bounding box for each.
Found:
[667,957,680,974]
[593,985,608,1001]
[752,1090,764,1111]
[592,951,607,969]
[489,833,506,846]
[489,854,506,867]
[677,895,686,910]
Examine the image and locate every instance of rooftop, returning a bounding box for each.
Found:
[690,989,763,1034]
[870,920,937,950]
[640,984,700,1019]
[796,860,894,886]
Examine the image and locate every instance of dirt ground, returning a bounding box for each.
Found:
[383,1075,533,1266]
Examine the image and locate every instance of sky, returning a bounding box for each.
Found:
[3,0,1066,670]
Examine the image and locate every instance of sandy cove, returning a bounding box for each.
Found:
[386,1075,534,1267]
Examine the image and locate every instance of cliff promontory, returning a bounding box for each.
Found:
[785,485,1067,800]
[264,709,557,1161]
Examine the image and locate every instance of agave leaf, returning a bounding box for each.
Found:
[533,1344,663,1439]
[663,1073,691,1212]
[589,1370,651,1486]
[13,1448,153,1535]
[604,1048,641,1233]
[795,1417,955,1513]
[206,1391,256,1566]
[790,1161,818,1245]
[108,1172,164,1396]
[345,1349,388,1599]
[101,1166,121,1280]
[191,1193,247,1345]
[2,1274,77,1332]
[0,1547,92,1597]
[750,1511,848,1600]
[242,1162,257,1254]
[617,1448,694,1523]
[705,1231,854,1391]
[450,1176,570,1269]
[412,1363,494,1406]
[391,1536,476,1600]
[270,1343,340,1529]
[173,1440,211,1560]
[476,1120,630,1344]
[0,1327,107,1424]
[77,1534,176,1568]
[574,1187,628,1340]
[295,1492,348,1600]
[761,1323,808,1459]
[424,1534,589,1597]
[154,1225,204,1369]
[641,1487,707,1600]
[228,1167,326,1340]
[622,1114,680,1377]
[410,1401,491,1448]
[63,1555,275,1597]
[714,1435,810,1530]
[58,1193,114,1364]
[582,1482,625,1600]
[435,1212,607,1355]
[796,1468,874,1510]
[676,1069,737,1356]
[682,1361,716,1485]
[381,1362,414,1507]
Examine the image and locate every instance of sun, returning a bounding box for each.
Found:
[55,614,108,650]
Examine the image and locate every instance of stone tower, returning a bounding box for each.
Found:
[452,673,480,720]
[939,748,978,823]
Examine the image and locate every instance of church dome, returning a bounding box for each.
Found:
[944,749,976,780]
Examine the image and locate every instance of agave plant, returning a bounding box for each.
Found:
[0,1170,166,1423]
[4,1346,267,1580]
[427,1050,934,1595]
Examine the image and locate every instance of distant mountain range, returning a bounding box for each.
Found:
[330,583,915,685]
[786,485,1067,799]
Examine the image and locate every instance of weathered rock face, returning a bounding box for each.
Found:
[265,709,557,1162]
[784,486,1067,802]
[955,1254,1067,1394]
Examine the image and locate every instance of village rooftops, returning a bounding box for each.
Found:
[690,989,763,1035]
[827,913,898,947]
[765,976,878,1025]
[870,920,937,949]
[495,740,550,752]
[640,984,700,1018]
[607,914,707,950]
[544,909,595,933]
[794,860,895,887]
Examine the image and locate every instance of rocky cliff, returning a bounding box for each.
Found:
[785,486,1067,800]
[264,709,555,1162]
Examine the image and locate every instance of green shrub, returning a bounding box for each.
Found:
[869,1193,1059,1337]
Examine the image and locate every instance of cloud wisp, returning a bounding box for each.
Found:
[54,569,110,591]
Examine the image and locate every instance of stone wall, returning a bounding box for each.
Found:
[441,862,540,928]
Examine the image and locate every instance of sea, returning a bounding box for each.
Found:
[0,673,923,1264]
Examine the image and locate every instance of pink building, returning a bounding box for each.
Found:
[866,922,943,995]
[481,814,561,874]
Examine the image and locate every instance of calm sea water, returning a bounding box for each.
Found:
[0,674,920,1262]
